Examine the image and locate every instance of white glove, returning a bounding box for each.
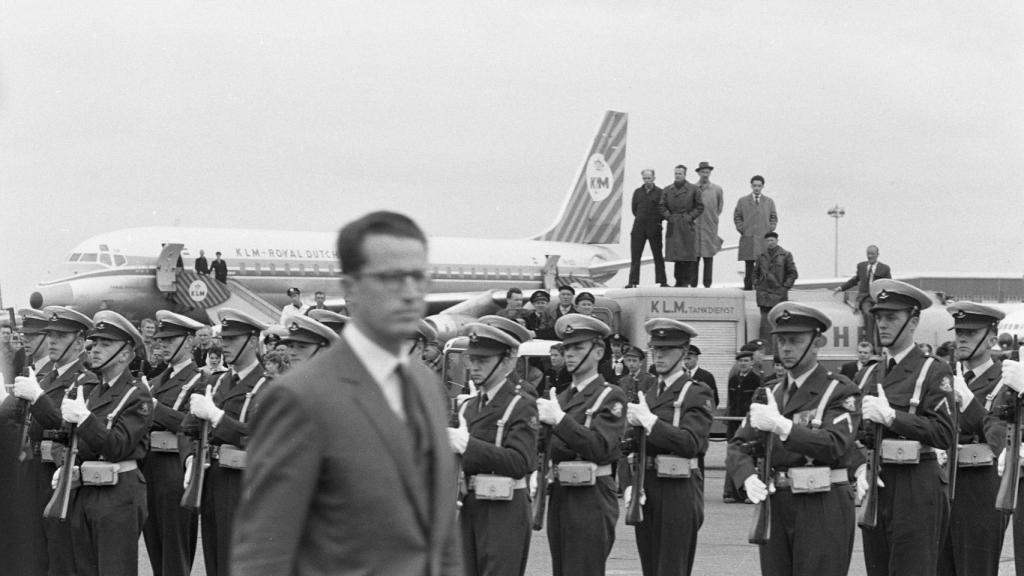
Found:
[854,462,885,503]
[1003,360,1024,395]
[189,393,224,426]
[51,467,61,490]
[447,413,470,454]
[749,392,793,438]
[14,367,43,403]
[537,389,566,426]
[626,391,658,432]
[744,474,769,504]
[951,374,973,412]
[183,455,193,489]
[624,485,646,508]
[862,384,896,426]
[936,449,948,467]
[61,393,91,424]
[0,373,7,402]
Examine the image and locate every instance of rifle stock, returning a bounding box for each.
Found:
[996,391,1021,513]
[625,426,646,526]
[947,367,960,498]
[43,385,79,521]
[531,425,553,531]
[180,420,208,511]
[748,388,772,545]
[858,354,888,529]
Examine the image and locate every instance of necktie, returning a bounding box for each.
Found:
[868,264,875,283]
[398,365,433,507]
[964,370,976,384]
[658,378,667,397]
[783,380,797,408]
[887,358,897,373]
[755,196,760,205]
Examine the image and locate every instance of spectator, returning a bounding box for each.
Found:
[693,161,724,288]
[734,175,778,290]
[262,349,290,379]
[211,251,228,283]
[725,349,761,503]
[684,344,718,408]
[0,323,20,384]
[840,340,877,380]
[527,290,555,340]
[575,291,596,316]
[934,340,955,366]
[834,245,891,347]
[917,342,933,355]
[496,287,529,326]
[627,168,667,288]
[131,317,167,379]
[194,249,209,275]
[279,287,310,323]
[552,285,576,319]
[999,333,1020,361]
[309,291,328,310]
[762,355,786,388]
[201,344,227,377]
[753,232,798,353]
[191,325,213,366]
[541,343,572,397]
[659,164,704,287]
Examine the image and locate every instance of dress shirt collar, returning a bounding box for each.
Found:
[962,357,993,378]
[344,322,407,388]
[660,369,686,388]
[232,359,260,382]
[885,343,915,367]
[786,363,817,389]
[572,373,600,394]
[169,357,193,379]
[55,357,78,377]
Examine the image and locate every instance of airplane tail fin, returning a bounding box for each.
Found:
[532,110,627,245]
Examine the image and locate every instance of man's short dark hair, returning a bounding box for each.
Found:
[675,164,687,171]
[751,175,765,185]
[558,285,575,295]
[764,232,778,239]
[216,251,222,256]
[336,211,427,274]
[506,287,523,300]
[858,340,874,352]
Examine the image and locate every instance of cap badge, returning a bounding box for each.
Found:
[877,290,889,300]
[780,311,792,322]
[656,329,666,337]
[50,313,60,322]
[953,310,966,319]
[564,325,574,334]
[289,322,300,332]
[96,322,107,330]
[468,332,479,343]
[221,318,230,327]
[157,321,166,329]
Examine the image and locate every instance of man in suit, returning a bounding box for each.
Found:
[194,250,210,276]
[627,169,667,288]
[230,211,461,576]
[659,164,704,287]
[840,341,877,380]
[734,175,778,290]
[835,245,892,348]
[211,252,228,283]
[684,344,718,409]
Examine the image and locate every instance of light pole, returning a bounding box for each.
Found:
[827,205,845,277]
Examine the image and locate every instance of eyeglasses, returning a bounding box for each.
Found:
[353,268,431,290]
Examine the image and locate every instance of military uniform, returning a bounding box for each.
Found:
[69,311,154,576]
[857,280,955,576]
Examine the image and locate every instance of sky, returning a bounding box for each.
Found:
[1,1,1022,306]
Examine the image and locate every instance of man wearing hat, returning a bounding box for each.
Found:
[280,314,338,367]
[627,168,668,289]
[180,308,269,576]
[727,302,863,575]
[528,290,556,340]
[937,302,1007,576]
[279,287,309,324]
[553,285,577,320]
[693,162,723,288]
[59,310,153,576]
[659,164,704,287]
[724,348,762,503]
[616,344,656,493]
[447,321,539,576]
[307,308,349,335]
[684,344,718,409]
[536,313,627,576]
[753,231,798,353]
[856,279,955,576]
[478,315,540,396]
[142,311,206,576]
[11,306,99,576]
[408,318,442,373]
[625,319,714,575]
[19,308,53,375]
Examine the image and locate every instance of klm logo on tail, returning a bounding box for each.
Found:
[533,111,627,245]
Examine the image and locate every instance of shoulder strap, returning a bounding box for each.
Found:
[172,373,205,412]
[239,377,268,424]
[671,381,694,428]
[858,364,877,390]
[811,379,841,429]
[494,395,523,448]
[106,386,138,430]
[908,357,935,416]
[584,386,615,429]
[211,371,230,397]
[985,379,1005,412]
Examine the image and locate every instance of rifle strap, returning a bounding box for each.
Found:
[671,381,694,428]
[172,373,204,412]
[239,377,268,424]
[811,379,841,429]
[584,386,614,429]
[985,379,1005,412]
[105,387,137,430]
[908,358,934,416]
[494,395,522,448]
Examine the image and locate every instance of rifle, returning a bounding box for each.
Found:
[181,386,211,511]
[8,307,32,464]
[996,386,1021,513]
[624,425,646,526]
[43,383,79,521]
[857,352,888,529]
[531,425,553,531]
[947,363,961,498]
[748,387,773,545]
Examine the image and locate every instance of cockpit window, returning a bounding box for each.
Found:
[99,253,112,266]
[114,254,126,266]
[69,253,82,262]
[80,253,98,263]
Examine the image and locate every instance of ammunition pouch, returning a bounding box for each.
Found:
[80,460,137,486]
[554,461,611,487]
[957,444,994,468]
[215,444,247,470]
[880,439,922,464]
[651,455,695,478]
[40,440,63,463]
[149,431,179,453]
[468,474,525,501]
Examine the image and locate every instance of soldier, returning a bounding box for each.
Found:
[857,279,955,576]
[937,302,1007,576]
[180,308,269,576]
[408,318,442,372]
[279,314,338,367]
[59,310,153,576]
[143,311,206,576]
[625,318,714,575]
[618,344,656,494]
[11,306,99,576]
[18,308,52,373]
[448,322,539,576]
[727,302,862,575]
[536,313,627,576]
[307,308,349,335]
[478,315,538,396]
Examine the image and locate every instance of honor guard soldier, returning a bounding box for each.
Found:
[536,313,627,576]
[856,279,955,576]
[180,308,269,576]
[307,308,349,335]
[617,344,656,493]
[448,322,539,576]
[478,314,539,397]
[409,318,442,372]
[726,302,862,575]
[279,314,338,367]
[11,306,99,576]
[937,302,1008,576]
[19,307,53,374]
[625,319,714,576]
[59,310,153,576]
[143,311,206,576]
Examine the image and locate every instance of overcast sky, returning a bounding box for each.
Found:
[1,1,1021,306]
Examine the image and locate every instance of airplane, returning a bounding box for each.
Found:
[29,111,632,328]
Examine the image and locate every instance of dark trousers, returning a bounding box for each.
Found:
[758,306,773,353]
[547,476,618,576]
[635,470,704,576]
[1014,475,1024,575]
[859,297,878,349]
[760,484,856,576]
[201,461,242,576]
[861,459,949,576]
[938,465,1007,576]
[32,459,77,576]
[743,261,755,290]
[673,261,697,287]
[689,257,714,288]
[629,229,666,285]
[142,451,198,576]
[70,470,148,576]
[460,489,532,576]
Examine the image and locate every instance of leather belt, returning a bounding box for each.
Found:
[643,456,699,471]
[552,463,613,479]
[467,476,528,490]
[773,468,847,489]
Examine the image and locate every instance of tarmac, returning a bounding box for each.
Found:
[141,440,1019,575]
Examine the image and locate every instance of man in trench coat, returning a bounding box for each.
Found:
[659,164,704,287]
[734,175,778,290]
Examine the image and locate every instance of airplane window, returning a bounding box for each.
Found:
[99,253,112,266]
[80,253,98,263]
[114,254,126,266]
[69,253,82,262]
[99,244,109,252]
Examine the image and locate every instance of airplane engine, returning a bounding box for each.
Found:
[423,313,480,343]
[424,289,508,342]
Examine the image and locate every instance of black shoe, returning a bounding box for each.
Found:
[624,284,637,289]
[723,496,737,504]
[658,283,669,288]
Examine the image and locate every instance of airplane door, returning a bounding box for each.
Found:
[155,243,184,292]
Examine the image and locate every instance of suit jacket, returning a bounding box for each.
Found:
[659,181,704,262]
[460,381,538,478]
[194,256,210,275]
[28,358,99,440]
[550,378,627,466]
[76,369,153,463]
[211,259,228,283]
[733,193,778,260]
[838,260,892,302]
[727,370,761,417]
[839,359,877,381]
[230,338,460,576]
[179,365,266,452]
[631,184,664,233]
[692,366,719,408]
